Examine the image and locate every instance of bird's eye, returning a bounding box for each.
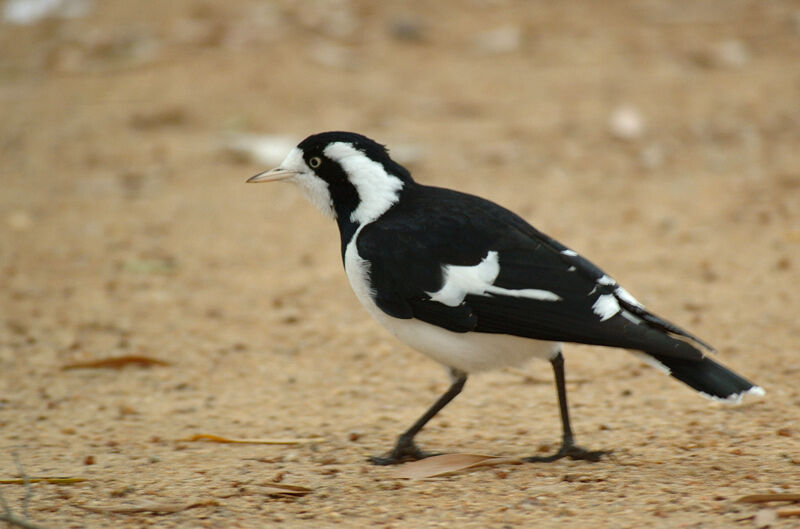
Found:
[309,156,322,169]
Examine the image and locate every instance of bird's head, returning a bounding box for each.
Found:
[248,131,413,226]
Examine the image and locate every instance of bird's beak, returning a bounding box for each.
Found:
[246,168,299,183]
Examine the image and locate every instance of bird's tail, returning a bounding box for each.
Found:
[638,353,764,403]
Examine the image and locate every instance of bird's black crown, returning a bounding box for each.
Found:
[298,131,413,183]
[298,131,388,159]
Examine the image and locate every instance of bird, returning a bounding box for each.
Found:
[247,131,764,465]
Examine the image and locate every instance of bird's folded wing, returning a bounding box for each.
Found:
[356,191,710,360]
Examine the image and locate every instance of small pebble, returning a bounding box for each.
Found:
[7,210,32,230]
[388,16,425,41]
[308,42,358,70]
[389,143,426,165]
[473,26,522,54]
[713,39,750,68]
[609,105,646,141]
[754,508,777,528]
[639,143,665,169]
[4,0,92,25]
[223,133,297,167]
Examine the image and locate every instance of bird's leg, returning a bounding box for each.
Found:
[370,369,467,465]
[525,351,607,463]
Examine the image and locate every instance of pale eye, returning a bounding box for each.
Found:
[309,156,322,169]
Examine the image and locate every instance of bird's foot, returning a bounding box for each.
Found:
[524,443,608,463]
[369,439,439,466]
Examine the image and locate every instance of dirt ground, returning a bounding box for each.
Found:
[2,1,800,527]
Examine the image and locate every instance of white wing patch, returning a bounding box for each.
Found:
[597,274,616,286]
[620,309,644,324]
[590,275,645,321]
[345,237,562,373]
[632,351,671,375]
[485,284,562,301]
[323,142,404,225]
[615,286,643,307]
[592,294,620,321]
[426,251,562,307]
[426,252,500,306]
[426,249,642,324]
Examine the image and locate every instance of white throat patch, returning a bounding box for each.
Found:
[279,148,335,218]
[323,142,405,225]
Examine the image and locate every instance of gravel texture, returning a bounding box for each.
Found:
[2,1,799,527]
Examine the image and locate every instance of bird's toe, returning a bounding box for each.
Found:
[524,444,609,463]
[368,443,439,466]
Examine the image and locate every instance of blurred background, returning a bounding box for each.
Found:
[1,0,799,527]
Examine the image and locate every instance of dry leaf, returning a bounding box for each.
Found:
[392,454,516,480]
[737,493,800,504]
[76,498,215,514]
[0,476,85,484]
[179,433,325,445]
[62,355,171,370]
[260,482,312,497]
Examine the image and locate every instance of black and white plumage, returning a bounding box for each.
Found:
[248,131,763,465]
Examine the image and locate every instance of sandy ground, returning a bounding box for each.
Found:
[2,1,800,527]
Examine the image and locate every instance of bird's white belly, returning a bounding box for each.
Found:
[372,315,559,373]
[344,232,560,373]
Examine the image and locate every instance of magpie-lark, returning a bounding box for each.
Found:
[248,131,764,465]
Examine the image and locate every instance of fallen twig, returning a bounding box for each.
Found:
[0,512,52,529]
[61,355,171,370]
[179,434,325,445]
[11,453,30,519]
[260,482,312,497]
[75,498,216,514]
[0,453,53,529]
[392,453,519,480]
[737,493,800,504]
[0,478,85,485]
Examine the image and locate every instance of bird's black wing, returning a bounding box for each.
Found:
[356,186,710,359]
[355,189,494,333]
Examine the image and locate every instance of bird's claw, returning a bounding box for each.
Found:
[524,443,609,463]
[369,441,439,466]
